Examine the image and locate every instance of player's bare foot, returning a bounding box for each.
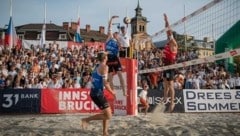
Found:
[81,118,89,130]
[103,132,109,136]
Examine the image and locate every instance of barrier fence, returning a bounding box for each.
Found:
[1,88,239,114]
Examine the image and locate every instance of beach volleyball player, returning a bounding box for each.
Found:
[105,15,127,96]
[162,13,178,112]
[81,51,116,136]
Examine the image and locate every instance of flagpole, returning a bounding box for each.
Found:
[108,8,111,21]
[44,1,46,46]
[44,1,46,24]
[40,1,46,49]
[10,0,13,49]
[10,0,12,17]
[77,6,80,19]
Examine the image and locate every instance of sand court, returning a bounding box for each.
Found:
[0,113,240,136]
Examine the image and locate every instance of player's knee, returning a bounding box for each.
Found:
[105,111,112,120]
[104,108,112,119]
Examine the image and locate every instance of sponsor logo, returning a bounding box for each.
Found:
[58,91,98,111]
[147,96,182,105]
[230,50,237,56]
[184,90,240,112]
[2,93,39,108]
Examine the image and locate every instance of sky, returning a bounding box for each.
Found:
[0,0,211,35]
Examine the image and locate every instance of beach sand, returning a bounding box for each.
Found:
[0,112,240,136]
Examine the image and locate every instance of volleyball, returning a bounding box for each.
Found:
[123,17,131,24]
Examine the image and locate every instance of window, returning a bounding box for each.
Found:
[18,34,24,40]
[37,34,41,40]
[59,34,67,40]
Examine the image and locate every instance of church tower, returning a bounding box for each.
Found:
[130,0,152,51]
[131,0,148,36]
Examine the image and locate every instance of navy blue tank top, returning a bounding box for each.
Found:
[91,64,104,96]
[105,39,119,55]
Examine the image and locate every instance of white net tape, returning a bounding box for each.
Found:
[139,47,240,74]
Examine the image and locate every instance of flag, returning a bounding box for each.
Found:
[40,2,46,49]
[74,17,83,43]
[4,16,18,48]
[39,23,46,48]
[0,32,4,45]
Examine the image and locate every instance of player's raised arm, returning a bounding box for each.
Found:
[164,13,178,51]
[107,16,119,41]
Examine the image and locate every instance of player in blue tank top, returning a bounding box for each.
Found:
[91,64,104,96]
[105,38,119,56]
[81,51,116,136]
[105,15,127,96]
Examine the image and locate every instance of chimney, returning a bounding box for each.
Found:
[99,26,105,34]
[86,24,90,32]
[62,22,69,30]
[71,22,77,30]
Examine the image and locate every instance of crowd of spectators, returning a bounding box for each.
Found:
[0,43,239,90]
[0,43,103,89]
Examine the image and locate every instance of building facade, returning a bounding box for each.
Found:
[130,0,153,51]
[15,23,107,43]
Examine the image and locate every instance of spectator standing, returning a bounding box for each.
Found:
[138,84,149,115]
[119,26,131,58]
[48,76,62,88]
[235,73,240,89]
[227,74,235,89]
[192,74,200,89]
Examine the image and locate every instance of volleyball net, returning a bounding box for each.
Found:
[135,0,240,74]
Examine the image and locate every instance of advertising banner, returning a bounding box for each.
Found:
[112,70,127,115]
[0,89,41,114]
[112,58,138,115]
[184,89,240,112]
[41,88,114,114]
[138,89,185,113]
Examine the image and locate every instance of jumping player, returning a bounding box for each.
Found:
[162,13,178,112]
[105,15,127,96]
[81,51,116,136]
